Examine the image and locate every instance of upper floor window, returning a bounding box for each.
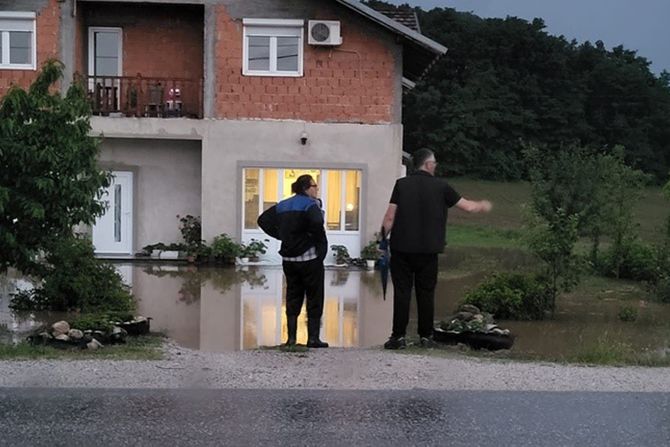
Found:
[0,12,36,70]
[242,19,303,77]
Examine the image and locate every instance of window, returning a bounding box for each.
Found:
[242,19,303,77]
[0,12,36,70]
[242,168,360,233]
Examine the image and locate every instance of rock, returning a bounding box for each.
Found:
[39,331,53,340]
[473,314,485,322]
[87,339,103,350]
[68,329,84,340]
[110,326,128,344]
[455,311,474,321]
[54,334,70,342]
[459,304,481,314]
[51,321,70,336]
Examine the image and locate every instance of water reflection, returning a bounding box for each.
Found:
[136,264,391,352]
[1,245,669,358]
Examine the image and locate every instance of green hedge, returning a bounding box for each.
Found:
[463,272,552,320]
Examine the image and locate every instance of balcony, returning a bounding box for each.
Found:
[83,75,203,119]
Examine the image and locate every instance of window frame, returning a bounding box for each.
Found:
[242,18,304,77]
[0,11,37,70]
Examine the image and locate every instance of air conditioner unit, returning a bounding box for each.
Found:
[308,20,342,46]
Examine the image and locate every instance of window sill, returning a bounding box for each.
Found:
[0,65,36,71]
[242,70,303,78]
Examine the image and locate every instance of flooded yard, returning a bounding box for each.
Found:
[1,247,669,361]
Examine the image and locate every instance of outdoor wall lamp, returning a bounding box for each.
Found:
[300,131,309,145]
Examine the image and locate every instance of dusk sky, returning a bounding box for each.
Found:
[387,0,669,74]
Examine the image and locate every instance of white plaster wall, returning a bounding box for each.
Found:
[202,120,403,244]
[97,136,202,251]
[91,118,402,248]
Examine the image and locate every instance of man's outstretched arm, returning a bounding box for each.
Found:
[455,198,492,213]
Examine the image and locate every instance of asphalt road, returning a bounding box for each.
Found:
[1,388,668,446]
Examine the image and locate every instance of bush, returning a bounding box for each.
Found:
[177,214,202,247]
[617,305,638,322]
[463,272,552,320]
[210,234,242,263]
[10,237,134,313]
[596,240,658,282]
[654,275,670,303]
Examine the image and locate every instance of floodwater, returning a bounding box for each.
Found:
[1,247,669,358]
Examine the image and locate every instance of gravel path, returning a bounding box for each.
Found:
[1,341,669,392]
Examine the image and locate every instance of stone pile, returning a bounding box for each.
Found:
[28,316,150,350]
[440,304,511,335]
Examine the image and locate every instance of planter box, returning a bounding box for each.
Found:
[433,327,514,351]
[158,250,180,260]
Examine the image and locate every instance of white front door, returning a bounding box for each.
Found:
[93,171,133,254]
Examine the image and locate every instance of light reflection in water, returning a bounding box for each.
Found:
[135,264,391,352]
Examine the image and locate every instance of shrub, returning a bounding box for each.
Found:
[463,272,552,320]
[596,240,658,282]
[240,238,269,259]
[361,240,381,261]
[10,237,134,313]
[177,214,202,247]
[617,305,638,322]
[210,234,242,262]
[330,245,351,265]
[654,275,670,303]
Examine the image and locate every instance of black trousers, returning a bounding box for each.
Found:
[390,250,438,338]
[282,258,325,321]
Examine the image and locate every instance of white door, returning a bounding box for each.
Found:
[93,171,133,254]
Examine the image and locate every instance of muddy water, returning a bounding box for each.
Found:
[1,247,668,357]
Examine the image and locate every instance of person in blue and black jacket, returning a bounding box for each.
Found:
[257,174,329,348]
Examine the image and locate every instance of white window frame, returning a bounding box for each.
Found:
[0,11,37,70]
[242,18,304,77]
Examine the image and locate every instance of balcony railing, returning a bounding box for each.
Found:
[80,75,203,119]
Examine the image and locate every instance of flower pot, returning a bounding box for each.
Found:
[366,259,376,269]
[159,250,180,260]
[240,257,249,263]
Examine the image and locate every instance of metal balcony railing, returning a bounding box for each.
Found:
[80,75,203,119]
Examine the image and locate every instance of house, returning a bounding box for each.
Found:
[0,0,446,263]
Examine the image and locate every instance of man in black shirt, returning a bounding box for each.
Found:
[381,148,492,349]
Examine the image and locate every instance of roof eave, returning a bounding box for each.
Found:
[333,0,447,56]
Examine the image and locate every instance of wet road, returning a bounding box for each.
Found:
[1,388,668,446]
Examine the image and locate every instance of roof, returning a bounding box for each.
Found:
[333,0,447,82]
[373,8,421,32]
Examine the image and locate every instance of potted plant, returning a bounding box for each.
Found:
[210,233,242,265]
[241,238,269,262]
[330,244,350,266]
[361,240,380,269]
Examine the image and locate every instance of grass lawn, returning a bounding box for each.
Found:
[0,333,165,361]
[447,177,669,244]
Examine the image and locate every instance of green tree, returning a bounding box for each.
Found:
[594,148,648,276]
[373,2,670,183]
[524,146,593,307]
[0,60,109,274]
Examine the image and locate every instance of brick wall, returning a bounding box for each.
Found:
[0,0,60,97]
[214,5,398,124]
[80,3,203,80]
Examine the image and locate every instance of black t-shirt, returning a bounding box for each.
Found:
[389,171,461,254]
